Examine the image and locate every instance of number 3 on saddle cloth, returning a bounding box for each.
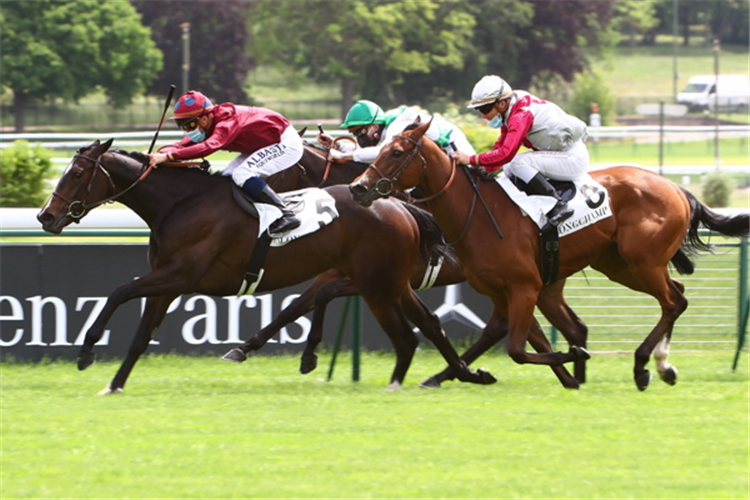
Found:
[231,186,339,295]
[497,172,612,284]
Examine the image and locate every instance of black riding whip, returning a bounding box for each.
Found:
[148,84,176,155]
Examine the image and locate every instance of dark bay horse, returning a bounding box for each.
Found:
[237,140,590,388]
[349,120,749,390]
[268,141,368,191]
[36,139,496,393]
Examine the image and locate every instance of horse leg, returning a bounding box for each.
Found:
[592,249,688,391]
[101,295,177,394]
[77,267,188,370]
[401,289,497,385]
[503,290,589,367]
[419,306,579,389]
[419,308,508,388]
[537,280,589,383]
[222,270,349,366]
[652,279,684,386]
[299,278,359,374]
[361,298,419,390]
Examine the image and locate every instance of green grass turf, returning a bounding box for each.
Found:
[1,350,747,499]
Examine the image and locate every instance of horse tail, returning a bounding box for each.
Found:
[672,187,749,273]
[670,248,695,275]
[681,186,749,246]
[401,202,459,267]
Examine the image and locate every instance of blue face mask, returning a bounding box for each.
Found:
[488,115,503,129]
[187,128,206,143]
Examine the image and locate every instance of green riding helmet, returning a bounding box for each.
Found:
[340,100,385,128]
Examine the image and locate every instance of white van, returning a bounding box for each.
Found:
[676,74,749,112]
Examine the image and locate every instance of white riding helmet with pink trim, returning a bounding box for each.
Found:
[467,75,513,109]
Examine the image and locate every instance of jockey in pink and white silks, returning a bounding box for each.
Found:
[452,75,590,227]
[148,91,304,235]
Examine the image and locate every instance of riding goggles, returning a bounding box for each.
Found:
[352,126,369,138]
[180,115,203,132]
[475,100,498,115]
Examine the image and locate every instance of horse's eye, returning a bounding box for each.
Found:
[73,169,84,179]
[393,150,403,158]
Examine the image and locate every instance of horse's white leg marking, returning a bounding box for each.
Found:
[97,386,124,396]
[653,335,675,378]
[386,381,402,392]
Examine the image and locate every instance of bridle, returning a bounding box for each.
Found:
[365,134,457,204]
[50,152,153,220]
[361,133,502,245]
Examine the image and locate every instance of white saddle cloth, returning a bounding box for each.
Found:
[497,172,612,237]
[254,188,339,246]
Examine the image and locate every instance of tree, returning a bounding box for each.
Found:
[250,0,616,115]
[130,0,254,104]
[512,0,616,89]
[0,0,162,132]
[612,0,659,48]
[250,0,476,117]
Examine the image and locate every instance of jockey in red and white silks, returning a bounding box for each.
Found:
[466,93,589,182]
[148,91,304,235]
[453,75,590,227]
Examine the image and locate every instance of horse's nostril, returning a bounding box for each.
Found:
[37,212,52,223]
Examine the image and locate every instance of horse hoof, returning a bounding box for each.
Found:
[77,352,96,371]
[477,368,498,385]
[418,377,442,389]
[97,386,123,396]
[563,379,580,390]
[660,366,678,386]
[386,381,402,392]
[222,348,247,363]
[635,370,652,391]
[572,346,591,361]
[299,355,318,374]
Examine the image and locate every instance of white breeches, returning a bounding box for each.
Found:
[222,125,304,185]
[504,140,589,183]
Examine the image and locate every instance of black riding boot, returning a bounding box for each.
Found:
[526,173,574,227]
[253,184,301,235]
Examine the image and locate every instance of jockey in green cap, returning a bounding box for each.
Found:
[317,99,476,164]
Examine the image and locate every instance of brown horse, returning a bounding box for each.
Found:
[237,141,590,388]
[224,204,584,389]
[36,139,497,393]
[350,120,749,390]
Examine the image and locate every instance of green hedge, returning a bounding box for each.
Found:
[0,141,53,207]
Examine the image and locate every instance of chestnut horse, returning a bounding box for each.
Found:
[349,120,749,390]
[238,141,590,388]
[36,139,496,393]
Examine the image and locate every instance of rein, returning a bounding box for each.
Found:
[51,153,154,219]
[319,136,358,188]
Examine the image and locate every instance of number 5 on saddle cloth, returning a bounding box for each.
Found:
[232,186,339,295]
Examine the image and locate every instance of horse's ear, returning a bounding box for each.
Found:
[413,119,431,139]
[297,126,307,137]
[90,138,114,157]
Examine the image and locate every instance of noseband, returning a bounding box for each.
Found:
[366,134,456,203]
[51,153,152,219]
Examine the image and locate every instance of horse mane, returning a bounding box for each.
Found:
[400,202,461,269]
[109,149,219,177]
[303,140,328,154]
